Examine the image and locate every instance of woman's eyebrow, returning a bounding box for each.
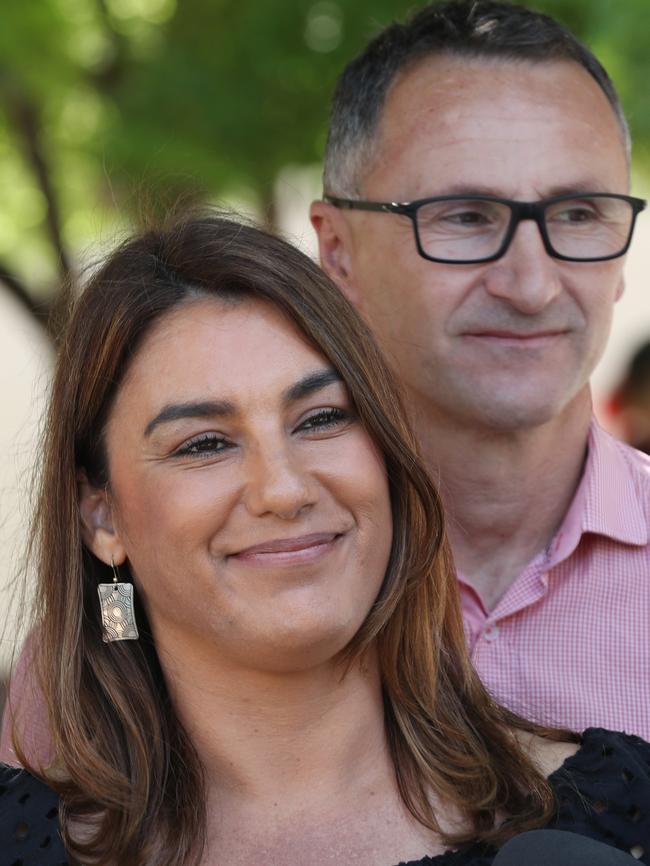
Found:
[144,399,235,437]
[143,369,341,436]
[284,368,342,403]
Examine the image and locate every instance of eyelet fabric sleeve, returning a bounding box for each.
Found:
[0,763,68,865]
[549,728,650,862]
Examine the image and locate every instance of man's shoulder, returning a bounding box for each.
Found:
[592,423,650,506]
[605,429,650,494]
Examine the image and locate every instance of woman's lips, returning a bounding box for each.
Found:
[228,532,342,565]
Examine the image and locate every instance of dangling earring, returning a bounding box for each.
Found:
[97,557,139,642]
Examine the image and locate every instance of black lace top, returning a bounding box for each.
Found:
[1,729,649,865]
[398,728,650,865]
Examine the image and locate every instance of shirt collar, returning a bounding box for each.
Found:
[549,419,648,566]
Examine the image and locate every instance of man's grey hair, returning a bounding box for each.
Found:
[323,0,631,197]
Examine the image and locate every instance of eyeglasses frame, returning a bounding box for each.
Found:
[323,192,647,264]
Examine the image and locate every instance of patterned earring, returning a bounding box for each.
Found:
[97,557,139,642]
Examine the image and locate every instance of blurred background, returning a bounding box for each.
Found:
[1,0,650,706]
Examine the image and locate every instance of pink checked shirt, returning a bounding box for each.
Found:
[460,420,650,739]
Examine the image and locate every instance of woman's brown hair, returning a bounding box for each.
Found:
[22,212,572,864]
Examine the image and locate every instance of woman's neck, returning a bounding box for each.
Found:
[160,640,387,801]
[158,641,444,866]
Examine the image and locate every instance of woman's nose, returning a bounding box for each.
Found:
[242,443,317,520]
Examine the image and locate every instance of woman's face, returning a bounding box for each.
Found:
[84,297,393,672]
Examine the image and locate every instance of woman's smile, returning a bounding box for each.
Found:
[227,531,346,566]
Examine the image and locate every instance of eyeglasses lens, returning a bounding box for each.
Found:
[543,197,634,259]
[414,196,635,262]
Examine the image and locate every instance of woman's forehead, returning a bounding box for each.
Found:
[110,296,335,422]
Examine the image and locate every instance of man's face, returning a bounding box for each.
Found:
[313,57,630,432]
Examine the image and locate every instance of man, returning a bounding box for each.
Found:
[310,0,650,736]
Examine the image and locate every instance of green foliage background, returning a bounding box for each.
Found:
[1,0,648,328]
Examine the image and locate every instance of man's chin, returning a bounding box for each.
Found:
[438,385,591,435]
[474,398,589,434]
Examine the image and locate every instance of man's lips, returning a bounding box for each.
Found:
[228,532,343,564]
[462,329,568,341]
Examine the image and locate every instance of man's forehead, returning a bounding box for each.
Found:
[363,54,628,199]
[382,55,615,137]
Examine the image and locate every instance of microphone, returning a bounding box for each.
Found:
[494,829,640,864]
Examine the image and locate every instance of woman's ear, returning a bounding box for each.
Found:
[77,471,126,566]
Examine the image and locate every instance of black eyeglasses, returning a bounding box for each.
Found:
[324,193,647,264]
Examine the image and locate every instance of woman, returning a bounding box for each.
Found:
[2,213,648,865]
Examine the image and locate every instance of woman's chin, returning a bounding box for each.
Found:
[232,616,365,675]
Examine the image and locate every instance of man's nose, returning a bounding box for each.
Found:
[483,219,563,314]
[243,442,317,520]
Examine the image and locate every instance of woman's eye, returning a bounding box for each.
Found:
[297,407,351,433]
[175,433,232,458]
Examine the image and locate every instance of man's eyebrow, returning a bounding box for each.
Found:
[542,182,612,199]
[425,184,506,198]
[144,400,235,437]
[284,368,342,402]
[425,182,610,200]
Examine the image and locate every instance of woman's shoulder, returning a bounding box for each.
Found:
[0,762,69,864]
[550,728,650,848]
[550,726,650,789]
[398,728,650,866]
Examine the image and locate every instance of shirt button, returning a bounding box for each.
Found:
[483,624,499,642]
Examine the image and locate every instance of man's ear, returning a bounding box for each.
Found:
[309,200,363,307]
[77,472,126,567]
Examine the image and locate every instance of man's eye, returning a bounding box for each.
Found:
[175,433,232,457]
[419,199,506,230]
[442,210,490,225]
[297,407,351,432]
[552,206,598,223]
[419,208,502,233]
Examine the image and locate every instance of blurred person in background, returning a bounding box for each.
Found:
[311,0,650,737]
[2,212,650,866]
[608,341,650,454]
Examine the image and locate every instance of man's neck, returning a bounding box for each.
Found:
[411,390,593,611]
